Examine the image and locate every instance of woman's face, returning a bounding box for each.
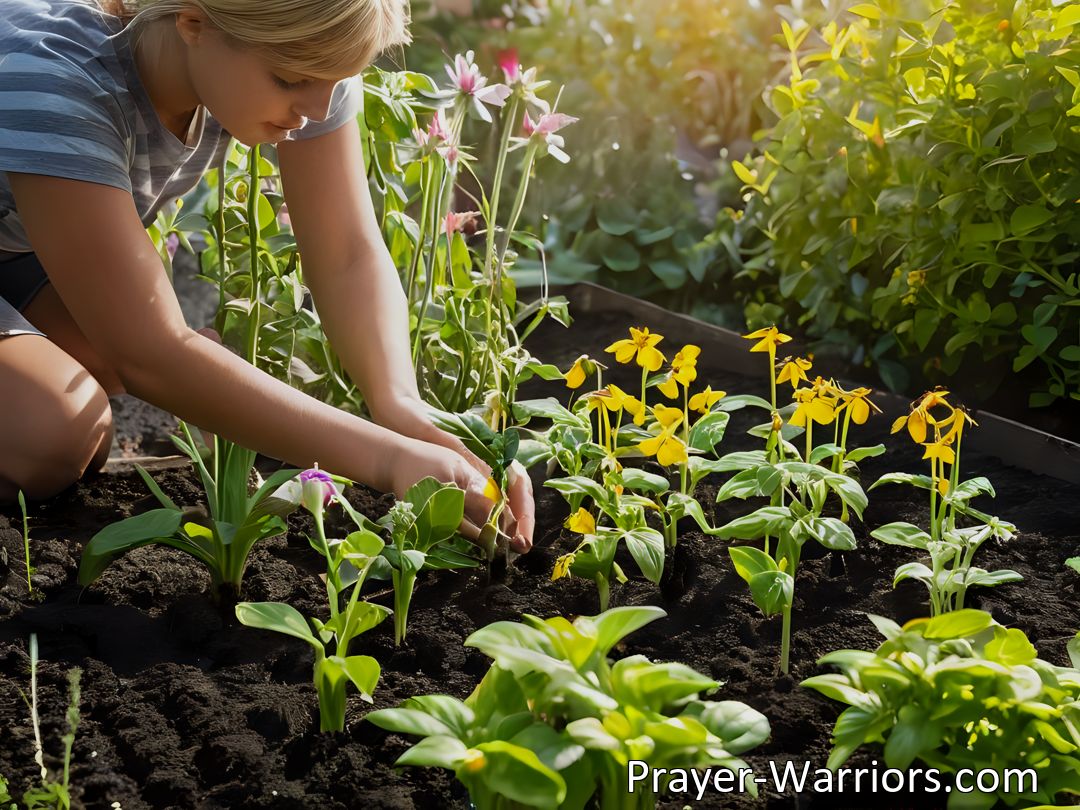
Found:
[177,11,347,146]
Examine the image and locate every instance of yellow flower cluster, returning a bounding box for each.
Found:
[891,389,977,494]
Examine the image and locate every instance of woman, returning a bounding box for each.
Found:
[0,0,534,551]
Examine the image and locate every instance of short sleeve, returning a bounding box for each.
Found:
[289,75,363,141]
[0,53,132,192]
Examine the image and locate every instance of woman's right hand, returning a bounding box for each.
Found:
[386,437,499,542]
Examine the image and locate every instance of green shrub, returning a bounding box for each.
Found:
[726,0,1080,406]
[804,609,1080,807]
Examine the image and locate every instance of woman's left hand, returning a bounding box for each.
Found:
[376,398,535,553]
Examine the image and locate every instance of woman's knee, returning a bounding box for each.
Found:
[16,379,112,499]
[0,336,114,499]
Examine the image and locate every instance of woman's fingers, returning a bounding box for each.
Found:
[506,461,534,553]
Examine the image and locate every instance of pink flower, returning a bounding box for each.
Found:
[278,203,291,229]
[165,232,180,261]
[497,48,520,84]
[521,112,579,163]
[445,210,480,236]
[442,51,510,123]
[427,108,452,143]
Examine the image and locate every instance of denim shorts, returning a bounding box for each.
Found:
[0,252,48,338]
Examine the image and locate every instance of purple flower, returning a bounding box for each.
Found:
[165,232,180,262]
[300,466,337,513]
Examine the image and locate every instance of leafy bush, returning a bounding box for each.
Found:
[804,609,1080,807]
[368,606,770,809]
[725,0,1080,407]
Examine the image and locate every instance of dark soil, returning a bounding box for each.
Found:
[2,312,1079,810]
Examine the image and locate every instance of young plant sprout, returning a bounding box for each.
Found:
[78,423,301,603]
[17,490,31,593]
[237,466,390,733]
[870,390,1020,615]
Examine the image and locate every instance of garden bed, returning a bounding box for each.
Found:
[1,305,1078,809]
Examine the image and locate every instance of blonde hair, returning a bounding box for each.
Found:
[98,0,410,77]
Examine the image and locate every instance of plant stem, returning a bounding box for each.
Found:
[780,605,792,675]
[18,490,31,592]
[246,145,261,368]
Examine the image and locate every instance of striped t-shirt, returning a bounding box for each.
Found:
[0,0,361,258]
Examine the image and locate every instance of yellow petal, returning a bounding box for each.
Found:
[789,404,808,428]
[483,477,502,504]
[638,435,663,457]
[652,404,683,429]
[810,398,836,425]
[937,478,950,496]
[657,436,688,467]
[565,360,587,389]
[908,411,927,444]
[890,414,908,435]
[851,397,869,424]
[552,553,575,581]
[638,345,666,372]
[657,375,680,400]
[564,507,596,535]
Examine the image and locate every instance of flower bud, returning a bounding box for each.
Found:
[299,466,336,514]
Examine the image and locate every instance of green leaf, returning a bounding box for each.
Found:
[366,706,456,738]
[883,705,938,770]
[923,609,994,639]
[623,528,665,583]
[589,605,666,656]
[847,3,882,19]
[716,507,792,540]
[235,601,321,650]
[871,522,931,550]
[134,464,179,511]
[812,517,856,551]
[693,701,771,754]
[1022,324,1058,354]
[596,198,639,236]
[602,240,641,273]
[985,627,1037,666]
[395,735,468,769]
[1014,126,1056,156]
[689,412,730,454]
[340,654,380,701]
[78,509,184,585]
[1010,205,1054,236]
[466,741,567,809]
[618,468,670,495]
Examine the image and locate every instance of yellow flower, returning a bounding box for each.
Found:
[940,407,977,445]
[836,386,881,425]
[605,326,666,371]
[742,326,792,354]
[564,355,591,389]
[771,410,784,433]
[657,344,701,399]
[564,508,596,535]
[483,477,502,504]
[922,440,956,466]
[651,403,684,431]
[776,357,812,389]
[638,428,689,467]
[604,384,645,425]
[689,386,726,414]
[789,386,837,427]
[891,389,954,444]
[552,553,576,581]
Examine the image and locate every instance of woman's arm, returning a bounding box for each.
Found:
[278,123,534,550]
[8,172,494,520]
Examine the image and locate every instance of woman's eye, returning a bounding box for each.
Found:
[272,75,305,90]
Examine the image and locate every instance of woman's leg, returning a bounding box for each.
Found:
[0,332,113,500]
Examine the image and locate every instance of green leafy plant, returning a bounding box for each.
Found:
[78,424,300,602]
[368,476,474,645]
[710,327,876,674]
[871,389,1020,615]
[726,0,1080,407]
[236,467,390,732]
[368,606,770,810]
[803,609,1080,806]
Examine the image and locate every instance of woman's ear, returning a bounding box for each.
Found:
[174,8,209,46]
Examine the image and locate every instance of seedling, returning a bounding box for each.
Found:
[79,423,300,603]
